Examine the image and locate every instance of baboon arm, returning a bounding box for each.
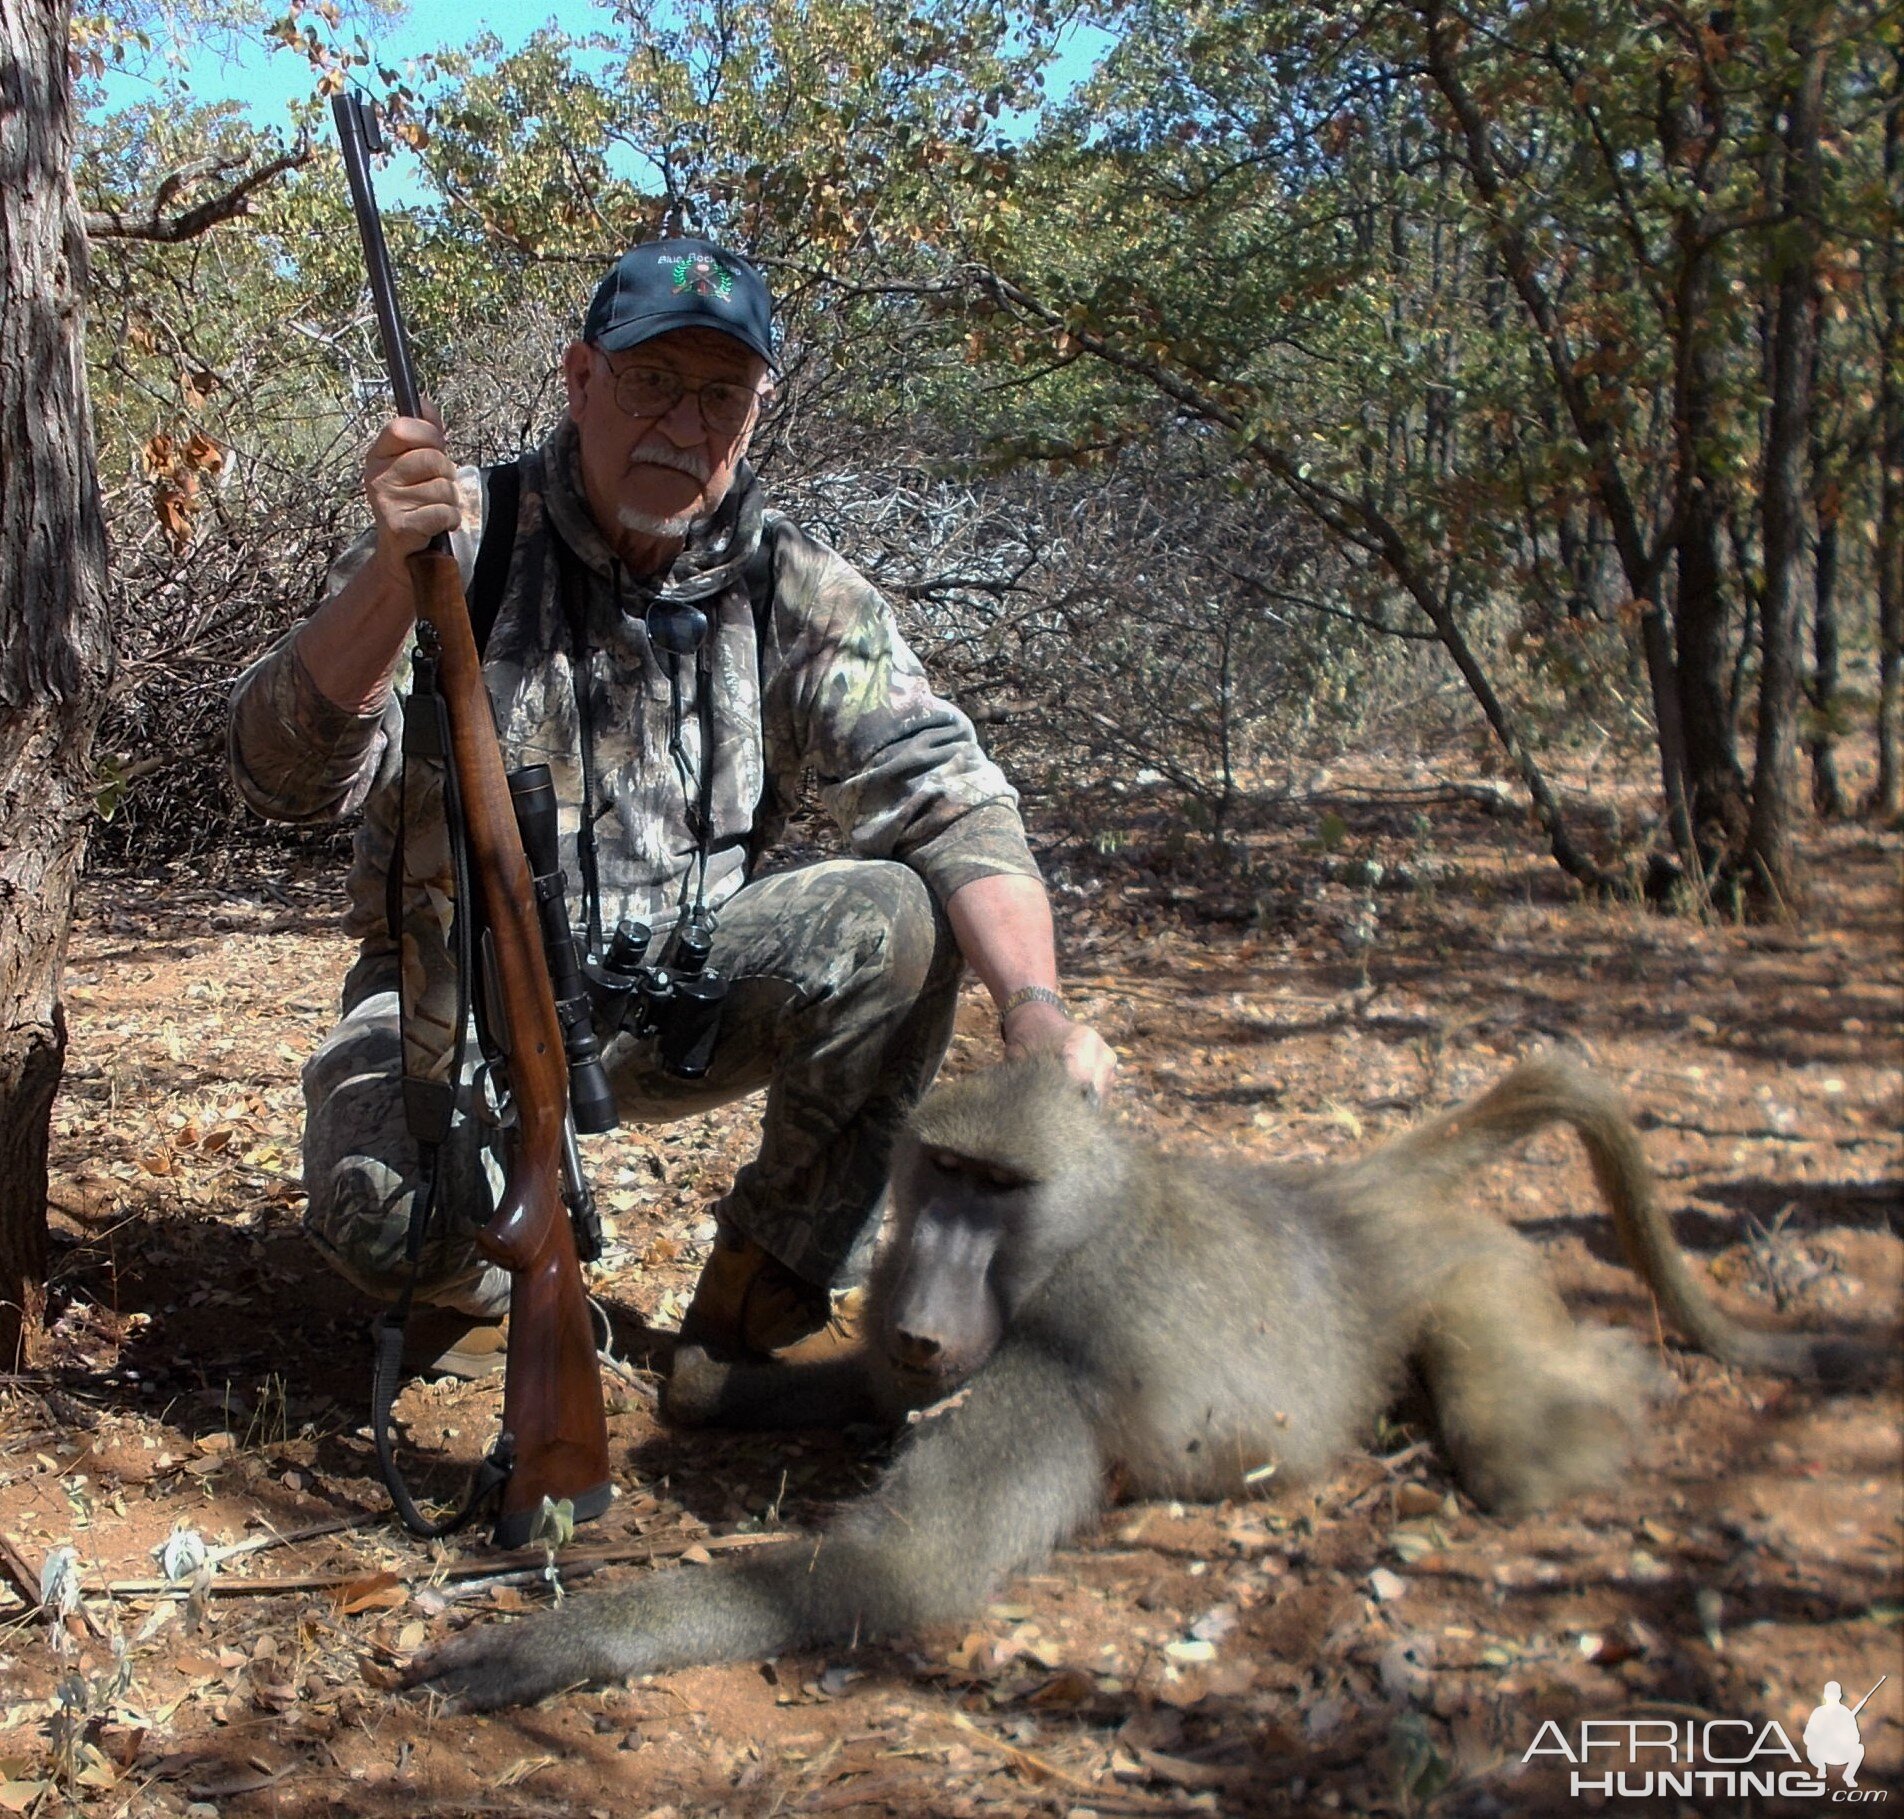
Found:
[662,1345,887,1430]
[407,1341,1106,1710]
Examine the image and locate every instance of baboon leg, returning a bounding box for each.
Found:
[410,1339,1106,1709]
[662,1345,886,1430]
[1415,1235,1652,1515]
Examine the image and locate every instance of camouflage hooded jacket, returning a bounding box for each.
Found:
[228,419,1038,1090]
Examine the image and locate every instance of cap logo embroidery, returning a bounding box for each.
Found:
[663,251,735,299]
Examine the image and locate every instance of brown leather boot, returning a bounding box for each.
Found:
[678,1228,839,1359]
[774,1285,868,1365]
[403,1309,509,1381]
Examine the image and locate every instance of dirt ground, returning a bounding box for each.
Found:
[2,758,1899,1818]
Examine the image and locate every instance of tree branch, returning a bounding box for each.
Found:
[85,140,311,244]
[1218,562,1441,642]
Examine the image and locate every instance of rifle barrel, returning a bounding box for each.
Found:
[330,94,425,429]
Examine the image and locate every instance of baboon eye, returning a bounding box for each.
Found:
[923,1150,1028,1191]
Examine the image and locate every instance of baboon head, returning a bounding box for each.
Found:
[882,1058,1122,1388]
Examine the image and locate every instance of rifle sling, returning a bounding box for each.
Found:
[374,460,525,1536]
[371,1262,514,1540]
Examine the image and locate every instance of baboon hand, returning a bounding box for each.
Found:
[661,1342,730,1426]
[403,1609,622,1712]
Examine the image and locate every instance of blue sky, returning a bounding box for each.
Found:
[90,2,1114,203]
[95,1,617,127]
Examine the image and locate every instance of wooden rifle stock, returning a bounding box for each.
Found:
[409,553,613,1547]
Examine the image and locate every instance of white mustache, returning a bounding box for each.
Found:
[626,444,712,482]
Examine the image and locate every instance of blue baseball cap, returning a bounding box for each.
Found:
[583,238,777,370]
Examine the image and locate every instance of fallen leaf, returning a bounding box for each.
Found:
[1394,1483,1441,1518]
[1023,1668,1095,1709]
[332,1571,406,1616]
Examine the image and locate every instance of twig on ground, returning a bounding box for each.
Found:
[943,1710,1188,1814]
[91,1526,786,1599]
[208,1512,384,1563]
[0,1532,44,1609]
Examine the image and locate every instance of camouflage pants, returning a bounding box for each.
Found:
[301,859,962,1314]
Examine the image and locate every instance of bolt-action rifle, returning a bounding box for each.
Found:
[332,92,611,1548]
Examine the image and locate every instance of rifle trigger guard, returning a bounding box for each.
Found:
[470,1061,515,1132]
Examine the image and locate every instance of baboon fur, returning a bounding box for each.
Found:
[409,1054,1883,1709]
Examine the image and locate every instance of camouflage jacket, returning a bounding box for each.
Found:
[228,419,1037,1089]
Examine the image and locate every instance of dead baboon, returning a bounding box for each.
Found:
[409,1054,1885,1709]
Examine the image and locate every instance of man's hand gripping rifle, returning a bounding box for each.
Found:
[334,93,612,1549]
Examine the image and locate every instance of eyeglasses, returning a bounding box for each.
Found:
[601,357,765,437]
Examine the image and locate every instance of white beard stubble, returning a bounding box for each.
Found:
[618,444,720,541]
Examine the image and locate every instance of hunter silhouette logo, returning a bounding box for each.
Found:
[663,251,735,299]
[1807,1678,1885,1789]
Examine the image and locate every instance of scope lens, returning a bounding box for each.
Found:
[507,764,562,877]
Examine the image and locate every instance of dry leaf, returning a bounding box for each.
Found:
[332,1571,406,1615]
[1025,1668,1095,1709]
[1390,1527,1437,1564]
[1394,1482,1441,1518]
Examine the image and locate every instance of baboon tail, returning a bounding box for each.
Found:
[1356,1055,1889,1385]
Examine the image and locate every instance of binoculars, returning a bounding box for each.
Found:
[507,765,727,1136]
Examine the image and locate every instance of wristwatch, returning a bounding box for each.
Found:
[998,985,1068,1034]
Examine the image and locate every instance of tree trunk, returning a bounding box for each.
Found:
[1873,49,1904,822]
[0,0,113,1368]
[1744,37,1825,916]
[1804,275,1846,818]
[1673,484,1751,873]
[1808,498,1846,818]
[1663,105,1752,890]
